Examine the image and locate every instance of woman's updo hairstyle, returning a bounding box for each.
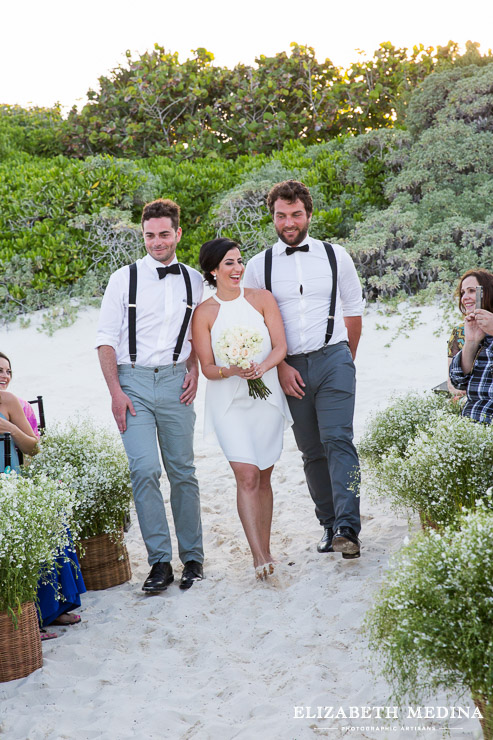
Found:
[199,238,241,288]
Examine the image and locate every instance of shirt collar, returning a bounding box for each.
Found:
[274,234,316,256]
[143,253,179,275]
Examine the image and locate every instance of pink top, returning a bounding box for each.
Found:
[19,398,40,439]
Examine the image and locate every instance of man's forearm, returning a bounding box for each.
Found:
[98,345,123,397]
[186,344,199,377]
[344,316,362,360]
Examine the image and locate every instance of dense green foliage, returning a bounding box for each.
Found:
[1,40,492,323]
[1,41,486,161]
[58,42,457,160]
[349,63,493,299]
[0,137,390,321]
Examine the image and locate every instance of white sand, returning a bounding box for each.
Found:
[0,303,482,739]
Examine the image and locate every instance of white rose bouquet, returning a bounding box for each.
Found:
[215,326,272,400]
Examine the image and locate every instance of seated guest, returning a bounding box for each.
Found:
[0,351,86,640]
[449,270,493,424]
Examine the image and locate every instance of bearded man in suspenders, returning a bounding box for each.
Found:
[96,199,204,591]
[243,181,364,558]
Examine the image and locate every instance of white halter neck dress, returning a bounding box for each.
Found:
[204,288,292,470]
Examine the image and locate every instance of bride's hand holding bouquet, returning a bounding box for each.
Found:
[215,326,272,400]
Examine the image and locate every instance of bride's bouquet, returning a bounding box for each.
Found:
[215,326,272,400]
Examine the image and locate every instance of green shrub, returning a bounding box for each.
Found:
[366,510,493,734]
[358,391,460,464]
[371,412,493,527]
[28,419,132,540]
[0,105,65,158]
[0,471,79,616]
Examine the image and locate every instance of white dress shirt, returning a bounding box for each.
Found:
[243,235,364,356]
[95,254,204,366]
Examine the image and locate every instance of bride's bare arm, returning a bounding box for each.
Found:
[247,290,287,377]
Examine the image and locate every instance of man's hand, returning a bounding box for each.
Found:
[112,390,136,433]
[180,372,198,405]
[278,361,305,399]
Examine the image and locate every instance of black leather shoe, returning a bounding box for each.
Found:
[179,560,204,590]
[331,527,361,559]
[317,527,334,553]
[142,562,174,592]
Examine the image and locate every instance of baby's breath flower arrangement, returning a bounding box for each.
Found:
[366,510,493,738]
[373,412,493,528]
[0,471,79,619]
[215,326,271,400]
[358,391,461,466]
[28,418,132,540]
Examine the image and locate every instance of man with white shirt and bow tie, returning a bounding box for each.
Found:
[243,180,364,559]
[96,198,204,592]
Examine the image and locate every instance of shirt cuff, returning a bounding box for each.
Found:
[449,351,470,389]
[95,334,119,351]
[342,298,366,316]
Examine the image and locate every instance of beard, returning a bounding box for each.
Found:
[275,224,309,247]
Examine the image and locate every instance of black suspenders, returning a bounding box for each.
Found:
[322,242,338,346]
[173,264,193,364]
[128,263,138,365]
[128,262,193,367]
[263,242,338,345]
[264,246,273,293]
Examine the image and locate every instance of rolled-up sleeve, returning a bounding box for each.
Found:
[243,253,263,290]
[95,269,126,351]
[449,351,470,389]
[338,248,365,316]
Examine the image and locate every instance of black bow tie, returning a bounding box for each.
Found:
[286,244,309,256]
[157,264,181,279]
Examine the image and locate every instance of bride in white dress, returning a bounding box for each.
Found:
[192,238,292,579]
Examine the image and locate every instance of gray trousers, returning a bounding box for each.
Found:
[118,363,203,566]
[285,342,361,535]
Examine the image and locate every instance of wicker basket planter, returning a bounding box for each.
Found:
[0,602,42,682]
[474,696,493,740]
[77,528,131,590]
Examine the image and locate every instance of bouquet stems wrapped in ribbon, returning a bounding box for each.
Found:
[215,326,272,400]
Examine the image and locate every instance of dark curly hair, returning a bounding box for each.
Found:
[141,198,180,231]
[199,238,241,288]
[266,180,313,216]
[457,269,493,314]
